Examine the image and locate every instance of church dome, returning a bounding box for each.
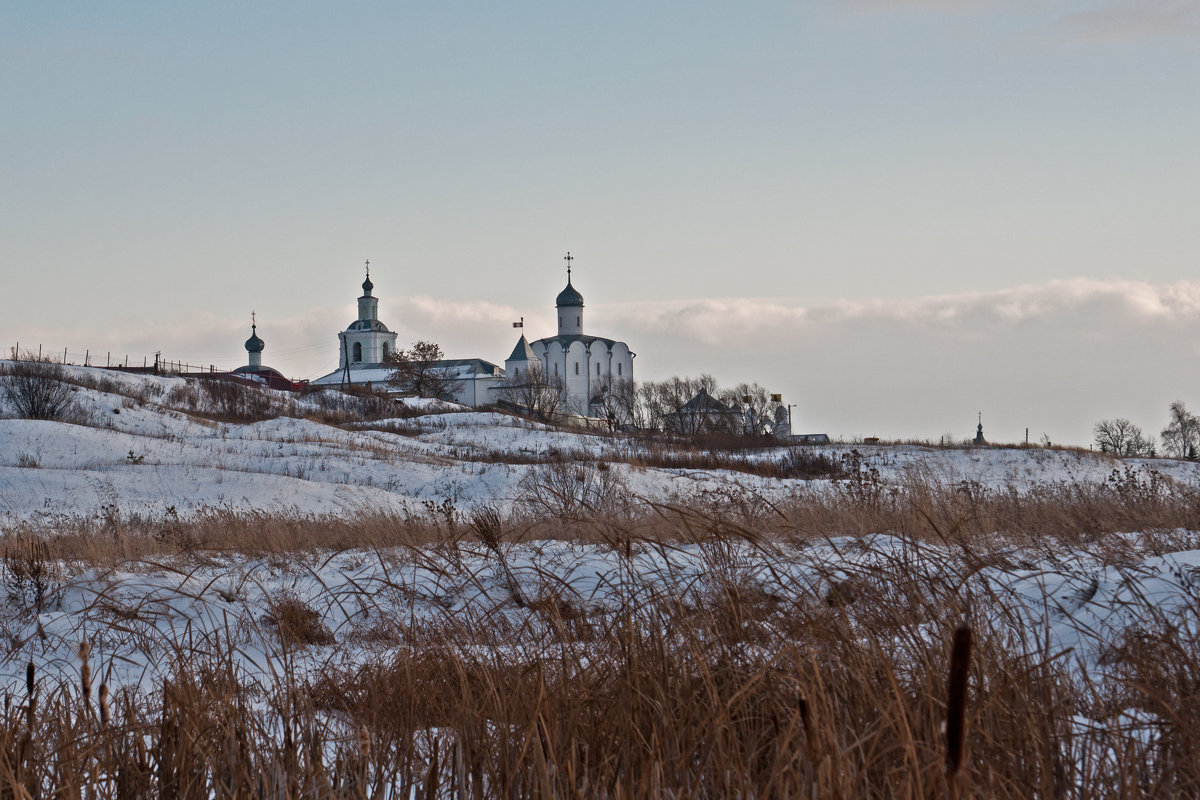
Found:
[245,325,265,354]
[362,275,374,294]
[556,279,584,308]
[347,319,390,332]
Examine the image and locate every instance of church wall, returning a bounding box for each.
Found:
[587,341,611,383]
[557,306,583,337]
[537,342,568,386]
[564,340,591,414]
[610,342,633,382]
[337,330,398,369]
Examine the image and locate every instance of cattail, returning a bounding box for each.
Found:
[25,660,36,734]
[357,724,370,759]
[99,682,110,727]
[77,639,92,708]
[946,622,972,777]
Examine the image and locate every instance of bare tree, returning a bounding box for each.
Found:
[654,375,737,435]
[1094,418,1153,456]
[385,341,452,400]
[591,376,636,431]
[1160,400,1198,459]
[497,362,567,423]
[1,353,77,420]
[720,382,775,436]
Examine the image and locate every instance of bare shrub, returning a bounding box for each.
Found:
[519,459,629,517]
[193,377,275,422]
[262,593,334,647]
[2,538,63,614]
[0,355,77,420]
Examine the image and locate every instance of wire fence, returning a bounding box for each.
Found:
[7,342,234,376]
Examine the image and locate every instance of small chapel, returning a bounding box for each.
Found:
[229,314,296,390]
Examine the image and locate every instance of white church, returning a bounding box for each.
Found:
[309,255,634,417]
[503,253,634,416]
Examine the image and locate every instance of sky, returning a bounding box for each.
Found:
[3,1,1200,445]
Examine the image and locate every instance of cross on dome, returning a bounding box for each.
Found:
[244,311,265,355]
[555,252,584,309]
[362,259,374,295]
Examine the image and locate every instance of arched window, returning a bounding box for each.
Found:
[574,362,579,375]
[554,363,558,376]
[596,363,600,376]
[617,363,622,376]
[381,342,389,359]
[352,342,363,363]
[513,367,519,378]
[576,316,580,326]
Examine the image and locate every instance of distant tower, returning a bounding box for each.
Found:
[974,412,987,446]
[244,312,264,370]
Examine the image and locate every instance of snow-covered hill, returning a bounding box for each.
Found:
[4,362,1197,525]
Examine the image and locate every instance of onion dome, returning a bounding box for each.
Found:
[556,279,584,308]
[245,323,265,354]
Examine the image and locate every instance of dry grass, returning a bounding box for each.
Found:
[3,459,1199,566]
[2,468,1199,795]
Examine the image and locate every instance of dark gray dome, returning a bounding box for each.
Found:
[348,319,391,332]
[244,326,265,353]
[556,279,584,308]
[362,275,374,294]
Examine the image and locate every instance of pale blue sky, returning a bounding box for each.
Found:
[3,2,1200,443]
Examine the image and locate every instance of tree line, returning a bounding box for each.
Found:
[1094,400,1200,459]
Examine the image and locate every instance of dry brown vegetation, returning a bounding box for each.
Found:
[2,465,1200,795]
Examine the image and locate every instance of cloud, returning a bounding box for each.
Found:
[602,278,1200,338]
[1055,0,1200,41]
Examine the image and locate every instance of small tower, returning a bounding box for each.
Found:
[973,412,987,446]
[358,261,379,323]
[244,312,264,370]
[556,251,584,337]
